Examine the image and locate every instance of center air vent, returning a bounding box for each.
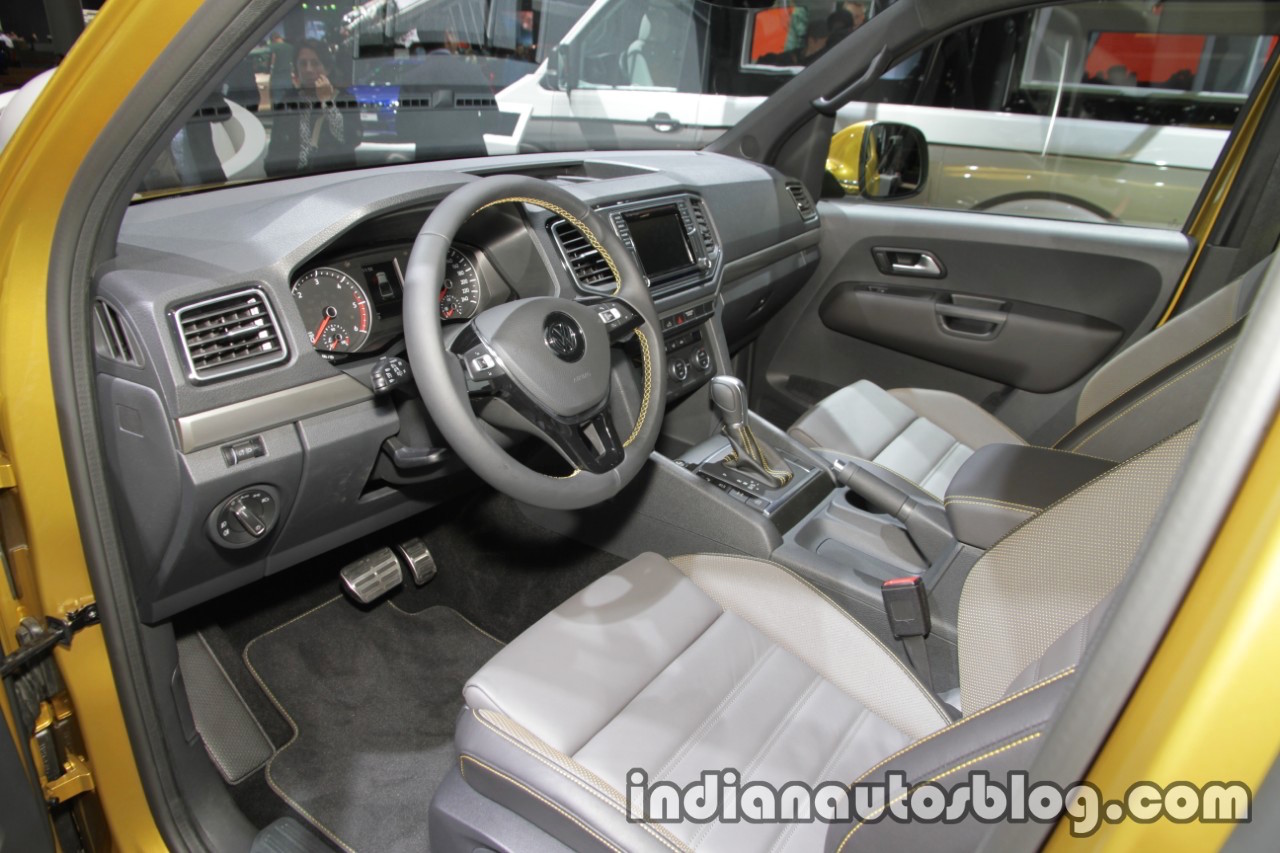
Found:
[173,288,288,383]
[785,181,818,222]
[689,198,717,256]
[550,219,617,291]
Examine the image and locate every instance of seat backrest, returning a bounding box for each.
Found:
[824,424,1198,852]
[1054,256,1268,461]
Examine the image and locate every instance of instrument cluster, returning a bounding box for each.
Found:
[290,243,493,358]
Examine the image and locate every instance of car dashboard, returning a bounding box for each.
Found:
[95,150,822,621]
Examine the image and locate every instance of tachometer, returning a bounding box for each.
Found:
[291,267,373,354]
[439,247,481,321]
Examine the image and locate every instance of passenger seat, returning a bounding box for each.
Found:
[788,257,1269,498]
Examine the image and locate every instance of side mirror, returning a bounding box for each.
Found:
[826,121,928,201]
[543,43,577,93]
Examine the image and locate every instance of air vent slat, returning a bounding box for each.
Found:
[173,288,288,382]
[785,181,818,222]
[690,199,716,255]
[550,219,617,292]
[93,300,142,366]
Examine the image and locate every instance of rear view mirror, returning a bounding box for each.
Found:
[826,121,928,201]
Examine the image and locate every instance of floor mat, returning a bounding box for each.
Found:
[244,598,502,852]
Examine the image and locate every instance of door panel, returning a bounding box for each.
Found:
[754,203,1192,434]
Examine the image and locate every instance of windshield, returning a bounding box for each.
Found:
[137,0,876,194]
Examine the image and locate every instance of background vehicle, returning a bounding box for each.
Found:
[497,0,1273,227]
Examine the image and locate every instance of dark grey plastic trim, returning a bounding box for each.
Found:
[175,374,372,452]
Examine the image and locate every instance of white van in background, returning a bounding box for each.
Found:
[488,0,1278,229]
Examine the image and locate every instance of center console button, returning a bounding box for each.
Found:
[670,359,689,382]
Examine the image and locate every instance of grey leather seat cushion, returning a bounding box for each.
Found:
[458,552,949,852]
[788,380,1025,498]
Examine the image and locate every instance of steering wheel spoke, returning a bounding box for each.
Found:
[587,297,646,344]
[525,396,626,475]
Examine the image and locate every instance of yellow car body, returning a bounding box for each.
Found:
[0,1,1277,849]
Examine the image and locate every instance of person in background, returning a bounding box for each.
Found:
[844,1,869,30]
[265,39,362,177]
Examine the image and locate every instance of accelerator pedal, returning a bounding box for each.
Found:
[395,537,438,586]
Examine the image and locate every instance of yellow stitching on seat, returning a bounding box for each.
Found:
[846,668,1075,789]
[1070,346,1232,453]
[835,733,1042,852]
[472,710,691,853]
[942,496,1041,514]
[1057,318,1241,446]
[668,553,952,725]
[460,754,626,853]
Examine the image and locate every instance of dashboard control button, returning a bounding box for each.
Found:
[670,360,689,382]
[692,348,712,371]
[221,436,265,466]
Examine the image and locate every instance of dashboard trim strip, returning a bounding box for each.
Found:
[175,375,374,453]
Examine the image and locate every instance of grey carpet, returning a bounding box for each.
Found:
[244,599,502,853]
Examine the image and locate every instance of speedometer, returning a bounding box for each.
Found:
[440,247,481,321]
[291,267,373,354]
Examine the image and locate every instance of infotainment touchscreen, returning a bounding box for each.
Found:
[624,205,695,281]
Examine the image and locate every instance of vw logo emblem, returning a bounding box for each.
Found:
[543,313,585,362]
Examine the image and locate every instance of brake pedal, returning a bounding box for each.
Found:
[340,547,403,604]
[395,537,437,586]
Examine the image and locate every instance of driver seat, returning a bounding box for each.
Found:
[430,426,1197,851]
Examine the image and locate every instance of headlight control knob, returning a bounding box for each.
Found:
[208,485,280,548]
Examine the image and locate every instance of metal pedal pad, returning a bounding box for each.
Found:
[395,537,437,586]
[340,547,403,604]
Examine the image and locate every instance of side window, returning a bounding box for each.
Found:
[829,0,1278,229]
[575,0,710,91]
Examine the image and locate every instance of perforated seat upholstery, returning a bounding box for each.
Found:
[435,427,1198,852]
[788,261,1265,498]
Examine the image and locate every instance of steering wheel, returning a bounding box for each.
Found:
[402,175,667,510]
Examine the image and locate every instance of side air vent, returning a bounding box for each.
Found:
[93,300,142,366]
[785,181,818,222]
[550,219,617,291]
[173,288,288,383]
[689,198,717,255]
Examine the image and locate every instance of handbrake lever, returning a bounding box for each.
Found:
[831,458,954,564]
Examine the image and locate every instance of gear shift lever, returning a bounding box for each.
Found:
[709,375,793,487]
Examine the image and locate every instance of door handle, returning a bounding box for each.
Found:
[935,298,1008,340]
[872,247,945,279]
[647,112,683,133]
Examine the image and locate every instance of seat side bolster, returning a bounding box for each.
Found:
[457,709,691,853]
[668,554,951,739]
[825,669,1074,853]
[888,387,1026,449]
[1076,277,1240,425]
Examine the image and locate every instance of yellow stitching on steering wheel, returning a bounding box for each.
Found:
[471,197,621,294]
[470,196,650,467]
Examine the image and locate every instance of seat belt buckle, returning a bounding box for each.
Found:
[881,576,930,640]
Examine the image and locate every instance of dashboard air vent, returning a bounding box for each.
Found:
[93,300,142,366]
[173,288,287,382]
[550,219,617,290]
[785,181,818,222]
[689,199,717,255]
